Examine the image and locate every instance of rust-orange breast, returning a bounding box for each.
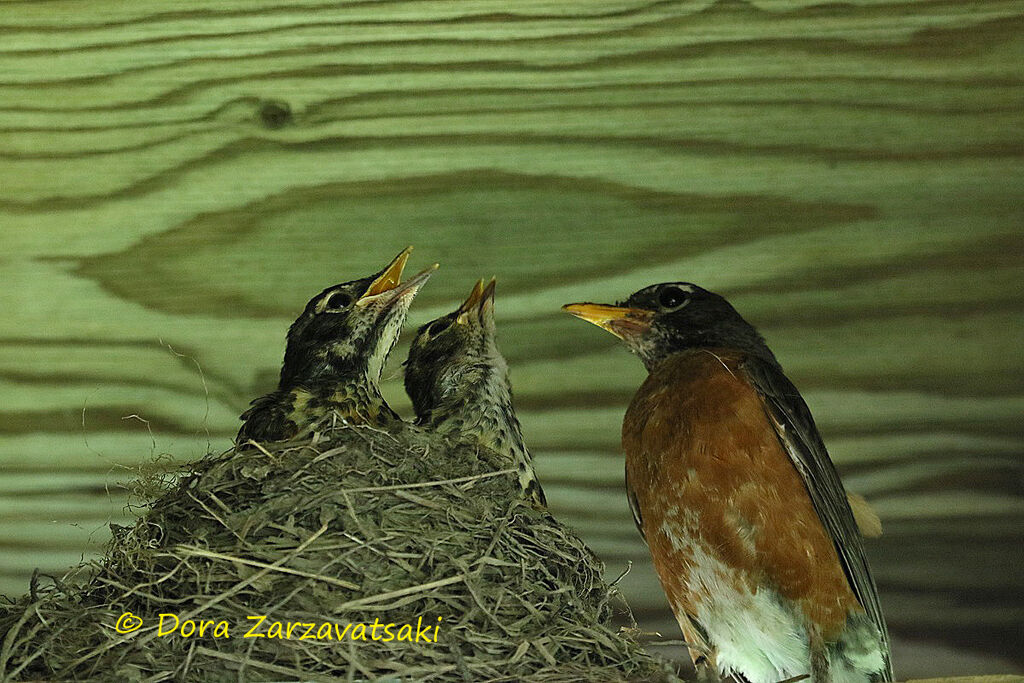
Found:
[622,349,861,639]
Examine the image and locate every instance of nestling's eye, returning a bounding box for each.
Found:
[428,318,453,336]
[325,292,352,310]
[658,286,688,310]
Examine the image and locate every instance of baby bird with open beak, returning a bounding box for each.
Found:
[404,279,546,509]
[238,247,436,443]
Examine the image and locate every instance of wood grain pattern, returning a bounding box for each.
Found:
[1,0,1022,677]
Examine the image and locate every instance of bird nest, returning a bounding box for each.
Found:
[0,422,674,682]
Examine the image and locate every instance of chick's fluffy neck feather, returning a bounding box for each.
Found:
[420,353,526,459]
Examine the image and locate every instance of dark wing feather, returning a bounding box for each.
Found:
[624,468,646,543]
[741,356,892,680]
[236,391,295,444]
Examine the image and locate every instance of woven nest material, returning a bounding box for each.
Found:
[0,422,675,682]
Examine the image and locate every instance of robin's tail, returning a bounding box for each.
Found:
[827,612,892,682]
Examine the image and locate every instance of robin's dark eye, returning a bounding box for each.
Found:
[658,286,688,310]
[428,318,452,336]
[326,292,352,309]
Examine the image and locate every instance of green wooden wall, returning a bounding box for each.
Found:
[1,0,1022,677]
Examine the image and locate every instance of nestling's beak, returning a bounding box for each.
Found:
[456,279,485,325]
[358,247,438,310]
[479,277,496,324]
[561,302,653,340]
[370,263,439,310]
[456,278,496,325]
[361,246,413,300]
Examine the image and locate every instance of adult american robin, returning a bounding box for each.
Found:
[237,247,437,443]
[404,278,546,508]
[563,283,892,683]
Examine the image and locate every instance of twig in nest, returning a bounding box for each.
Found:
[170,546,360,591]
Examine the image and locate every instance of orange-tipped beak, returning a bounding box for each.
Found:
[362,246,412,299]
[561,302,653,340]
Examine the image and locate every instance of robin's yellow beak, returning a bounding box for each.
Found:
[362,246,413,299]
[561,302,653,340]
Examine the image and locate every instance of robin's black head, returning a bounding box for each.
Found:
[562,282,777,371]
[404,278,503,417]
[279,247,437,389]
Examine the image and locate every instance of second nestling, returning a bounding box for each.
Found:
[404,278,547,510]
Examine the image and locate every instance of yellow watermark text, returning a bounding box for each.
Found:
[142,613,442,643]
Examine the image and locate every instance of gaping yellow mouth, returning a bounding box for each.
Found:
[357,247,438,309]
[561,302,653,340]
[362,246,413,299]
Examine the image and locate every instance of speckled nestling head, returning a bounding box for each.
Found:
[278,246,438,389]
[403,278,501,417]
